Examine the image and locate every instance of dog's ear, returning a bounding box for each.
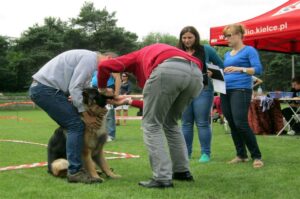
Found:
[82,89,90,105]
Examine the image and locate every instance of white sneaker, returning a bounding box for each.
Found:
[287,130,295,136]
[107,136,114,142]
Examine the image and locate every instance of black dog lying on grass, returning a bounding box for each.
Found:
[47,88,120,182]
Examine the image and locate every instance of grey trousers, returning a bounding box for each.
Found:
[142,58,203,181]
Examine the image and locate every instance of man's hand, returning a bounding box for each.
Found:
[68,96,72,102]
[81,111,101,128]
[207,70,213,77]
[107,95,132,106]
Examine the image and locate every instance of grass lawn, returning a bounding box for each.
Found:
[0,108,300,199]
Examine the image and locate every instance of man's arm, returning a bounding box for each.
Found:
[111,73,121,96]
[107,95,143,109]
[98,52,137,89]
[69,56,96,112]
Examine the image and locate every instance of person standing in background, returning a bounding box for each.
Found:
[281,76,300,135]
[221,24,264,168]
[115,72,132,126]
[91,71,121,141]
[177,26,224,163]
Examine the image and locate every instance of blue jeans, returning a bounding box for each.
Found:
[181,80,214,157]
[29,82,84,174]
[221,89,262,159]
[106,105,116,138]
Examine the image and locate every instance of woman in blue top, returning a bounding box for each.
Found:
[177,26,223,163]
[221,24,263,168]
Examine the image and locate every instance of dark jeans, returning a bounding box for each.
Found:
[29,82,84,174]
[221,89,262,159]
[181,80,214,157]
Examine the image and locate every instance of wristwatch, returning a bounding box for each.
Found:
[242,68,247,73]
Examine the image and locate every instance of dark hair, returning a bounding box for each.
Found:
[177,26,201,52]
[177,26,207,84]
[292,76,300,84]
[177,26,205,62]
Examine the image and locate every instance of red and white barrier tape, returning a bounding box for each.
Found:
[0,139,47,147]
[0,101,34,107]
[0,116,142,121]
[115,116,142,120]
[0,116,32,122]
[0,162,48,171]
[0,97,143,108]
[0,139,140,172]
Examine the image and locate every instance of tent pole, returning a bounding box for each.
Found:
[292,55,295,79]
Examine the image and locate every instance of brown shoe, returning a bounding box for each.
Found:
[253,159,264,168]
[67,169,103,184]
[227,157,249,164]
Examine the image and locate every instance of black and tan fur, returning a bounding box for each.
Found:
[47,88,120,182]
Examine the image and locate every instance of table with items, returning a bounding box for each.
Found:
[276,97,300,136]
[248,97,284,135]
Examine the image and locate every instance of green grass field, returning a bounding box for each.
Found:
[0,108,300,199]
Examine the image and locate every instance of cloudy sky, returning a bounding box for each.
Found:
[0,0,287,40]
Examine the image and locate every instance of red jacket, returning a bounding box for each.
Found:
[131,100,143,109]
[97,43,203,89]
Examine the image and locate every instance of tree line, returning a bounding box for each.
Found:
[0,2,299,92]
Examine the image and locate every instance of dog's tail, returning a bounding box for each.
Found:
[51,158,69,177]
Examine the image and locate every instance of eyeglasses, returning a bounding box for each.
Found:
[224,33,233,39]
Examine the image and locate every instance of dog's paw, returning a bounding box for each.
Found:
[96,170,104,176]
[91,176,104,183]
[107,173,122,179]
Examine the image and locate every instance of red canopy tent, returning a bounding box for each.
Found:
[210,0,300,54]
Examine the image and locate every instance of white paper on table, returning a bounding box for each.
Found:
[207,63,226,94]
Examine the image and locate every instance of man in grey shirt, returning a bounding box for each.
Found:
[29,49,114,183]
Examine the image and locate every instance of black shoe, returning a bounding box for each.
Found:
[138,179,174,188]
[173,171,194,181]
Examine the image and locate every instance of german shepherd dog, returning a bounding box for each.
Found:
[47,88,120,182]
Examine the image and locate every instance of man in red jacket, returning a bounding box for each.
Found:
[98,43,203,188]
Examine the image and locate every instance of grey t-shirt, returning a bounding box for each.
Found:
[32,49,98,112]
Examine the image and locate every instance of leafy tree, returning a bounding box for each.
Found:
[8,17,70,90]
[71,2,138,54]
[214,46,231,59]
[1,2,139,92]
[0,36,11,91]
[140,32,178,47]
[0,35,8,67]
[72,2,117,34]
[63,29,90,49]
[260,52,300,91]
